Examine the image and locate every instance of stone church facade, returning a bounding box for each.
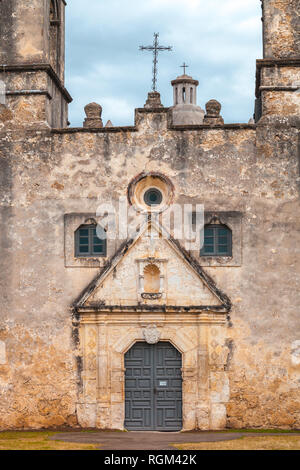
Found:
[0,0,299,430]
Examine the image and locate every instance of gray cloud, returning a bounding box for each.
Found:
[65,0,262,126]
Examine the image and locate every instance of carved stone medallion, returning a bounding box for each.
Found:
[142,324,161,344]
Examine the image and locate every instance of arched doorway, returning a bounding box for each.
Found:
[124,342,182,431]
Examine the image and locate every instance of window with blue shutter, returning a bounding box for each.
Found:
[200,225,232,256]
[75,225,107,257]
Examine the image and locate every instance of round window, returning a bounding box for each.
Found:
[127,172,174,213]
[144,188,163,207]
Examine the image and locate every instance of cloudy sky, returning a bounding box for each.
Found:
[65,0,262,127]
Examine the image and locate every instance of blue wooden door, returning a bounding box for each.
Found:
[124,342,182,431]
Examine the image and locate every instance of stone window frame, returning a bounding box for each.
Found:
[50,0,61,77]
[50,0,60,23]
[191,211,243,267]
[64,213,115,268]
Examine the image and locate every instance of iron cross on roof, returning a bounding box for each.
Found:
[181,62,189,75]
[139,33,172,92]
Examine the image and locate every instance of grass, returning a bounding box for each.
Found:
[1,429,300,451]
[218,428,300,434]
[0,431,99,450]
[173,436,300,451]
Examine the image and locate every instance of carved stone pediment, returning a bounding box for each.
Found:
[74,219,231,313]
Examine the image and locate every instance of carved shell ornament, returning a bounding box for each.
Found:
[142,324,161,344]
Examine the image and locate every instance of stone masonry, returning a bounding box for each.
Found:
[0,0,299,430]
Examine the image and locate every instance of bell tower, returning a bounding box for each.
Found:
[255,0,300,123]
[0,0,72,128]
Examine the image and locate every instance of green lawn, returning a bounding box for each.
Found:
[173,435,300,451]
[0,431,99,450]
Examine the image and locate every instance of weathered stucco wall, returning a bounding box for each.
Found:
[262,0,300,59]
[0,0,65,76]
[0,0,299,430]
[0,105,299,429]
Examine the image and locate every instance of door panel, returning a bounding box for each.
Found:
[125,342,182,431]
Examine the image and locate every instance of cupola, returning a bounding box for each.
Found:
[171,68,205,125]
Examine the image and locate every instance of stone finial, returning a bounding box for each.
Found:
[144,91,163,109]
[83,102,103,128]
[105,120,113,127]
[205,99,221,116]
[203,99,224,126]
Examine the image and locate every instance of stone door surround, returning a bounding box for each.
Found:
[76,312,230,431]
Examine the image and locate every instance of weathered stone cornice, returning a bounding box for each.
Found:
[169,123,256,131]
[171,77,199,86]
[6,89,52,99]
[0,63,72,103]
[256,58,300,98]
[75,305,228,314]
[51,123,255,134]
[257,58,300,68]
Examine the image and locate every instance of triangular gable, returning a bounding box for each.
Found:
[73,220,231,313]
